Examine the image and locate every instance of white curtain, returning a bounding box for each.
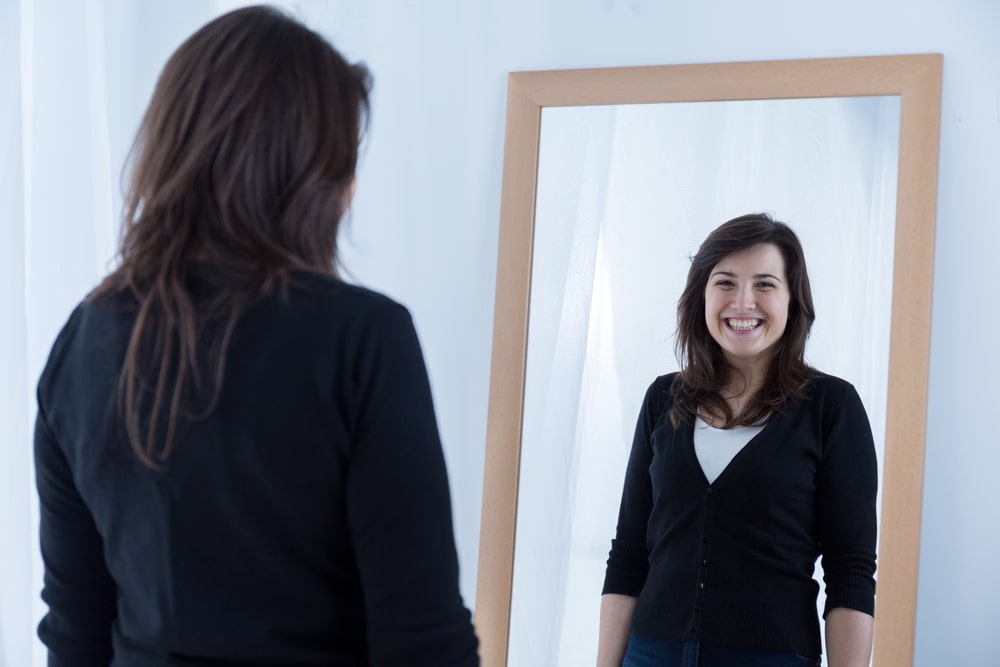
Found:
[0,2,299,664]
[510,97,899,666]
[2,2,126,664]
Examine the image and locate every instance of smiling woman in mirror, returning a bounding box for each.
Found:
[596,213,877,667]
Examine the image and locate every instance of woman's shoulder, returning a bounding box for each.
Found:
[49,291,135,355]
[804,370,858,397]
[36,294,131,411]
[639,372,681,415]
[280,270,413,324]
[286,270,403,306]
[647,372,681,394]
[796,370,869,421]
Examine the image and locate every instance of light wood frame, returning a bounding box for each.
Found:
[476,55,942,667]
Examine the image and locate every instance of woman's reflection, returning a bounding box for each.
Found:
[597,213,877,667]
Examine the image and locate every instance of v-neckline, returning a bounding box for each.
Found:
[688,414,776,488]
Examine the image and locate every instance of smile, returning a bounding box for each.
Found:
[726,318,762,331]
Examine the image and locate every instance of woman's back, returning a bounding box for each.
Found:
[36,271,479,666]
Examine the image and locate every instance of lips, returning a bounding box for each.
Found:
[726,318,762,331]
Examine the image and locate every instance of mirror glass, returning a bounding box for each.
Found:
[508,96,901,666]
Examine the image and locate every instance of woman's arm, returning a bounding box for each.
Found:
[596,594,637,667]
[598,377,671,667]
[346,302,479,666]
[815,382,878,622]
[825,607,874,667]
[35,409,116,667]
[815,381,878,666]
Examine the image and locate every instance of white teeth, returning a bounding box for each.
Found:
[727,318,761,331]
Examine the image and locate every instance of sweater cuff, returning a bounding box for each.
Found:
[602,571,646,597]
[823,579,876,618]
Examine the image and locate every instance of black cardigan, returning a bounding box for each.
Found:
[34,271,479,666]
[603,372,877,656]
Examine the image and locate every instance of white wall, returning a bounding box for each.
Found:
[12,0,998,665]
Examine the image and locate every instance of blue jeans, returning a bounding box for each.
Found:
[622,636,821,667]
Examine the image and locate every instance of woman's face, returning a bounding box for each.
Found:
[704,243,790,372]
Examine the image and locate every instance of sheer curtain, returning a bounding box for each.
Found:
[0,2,287,664]
[510,97,899,665]
[2,3,129,664]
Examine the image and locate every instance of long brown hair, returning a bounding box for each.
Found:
[90,5,372,467]
[670,213,816,428]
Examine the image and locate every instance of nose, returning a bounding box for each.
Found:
[732,285,755,311]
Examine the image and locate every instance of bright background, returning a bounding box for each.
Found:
[2,1,998,665]
[510,98,898,665]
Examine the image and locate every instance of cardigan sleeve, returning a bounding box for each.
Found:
[35,403,117,667]
[602,375,671,596]
[816,381,879,618]
[344,301,479,666]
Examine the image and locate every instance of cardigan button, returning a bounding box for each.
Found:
[698,582,705,589]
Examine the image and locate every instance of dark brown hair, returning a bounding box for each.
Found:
[90,5,372,467]
[670,212,816,428]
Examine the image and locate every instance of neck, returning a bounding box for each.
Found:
[724,358,769,394]
[717,359,771,421]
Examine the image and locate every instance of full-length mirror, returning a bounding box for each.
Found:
[477,56,941,667]
[511,96,900,666]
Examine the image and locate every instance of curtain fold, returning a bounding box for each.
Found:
[1,2,33,666]
[2,1,114,663]
[509,105,618,666]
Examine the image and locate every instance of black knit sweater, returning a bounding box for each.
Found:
[603,372,877,657]
[34,271,479,666]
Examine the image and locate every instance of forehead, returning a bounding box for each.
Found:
[711,243,787,277]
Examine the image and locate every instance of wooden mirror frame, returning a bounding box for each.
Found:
[476,55,942,667]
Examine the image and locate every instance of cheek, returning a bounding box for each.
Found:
[703,297,721,328]
[771,299,791,332]
[704,291,723,314]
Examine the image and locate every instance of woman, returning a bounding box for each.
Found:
[596,213,877,667]
[34,6,478,666]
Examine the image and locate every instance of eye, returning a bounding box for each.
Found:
[755,281,776,290]
[714,279,735,288]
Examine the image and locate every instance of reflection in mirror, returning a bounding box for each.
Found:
[508,97,900,666]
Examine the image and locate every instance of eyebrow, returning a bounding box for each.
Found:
[711,271,784,283]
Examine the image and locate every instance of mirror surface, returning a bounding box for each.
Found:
[508,96,900,666]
